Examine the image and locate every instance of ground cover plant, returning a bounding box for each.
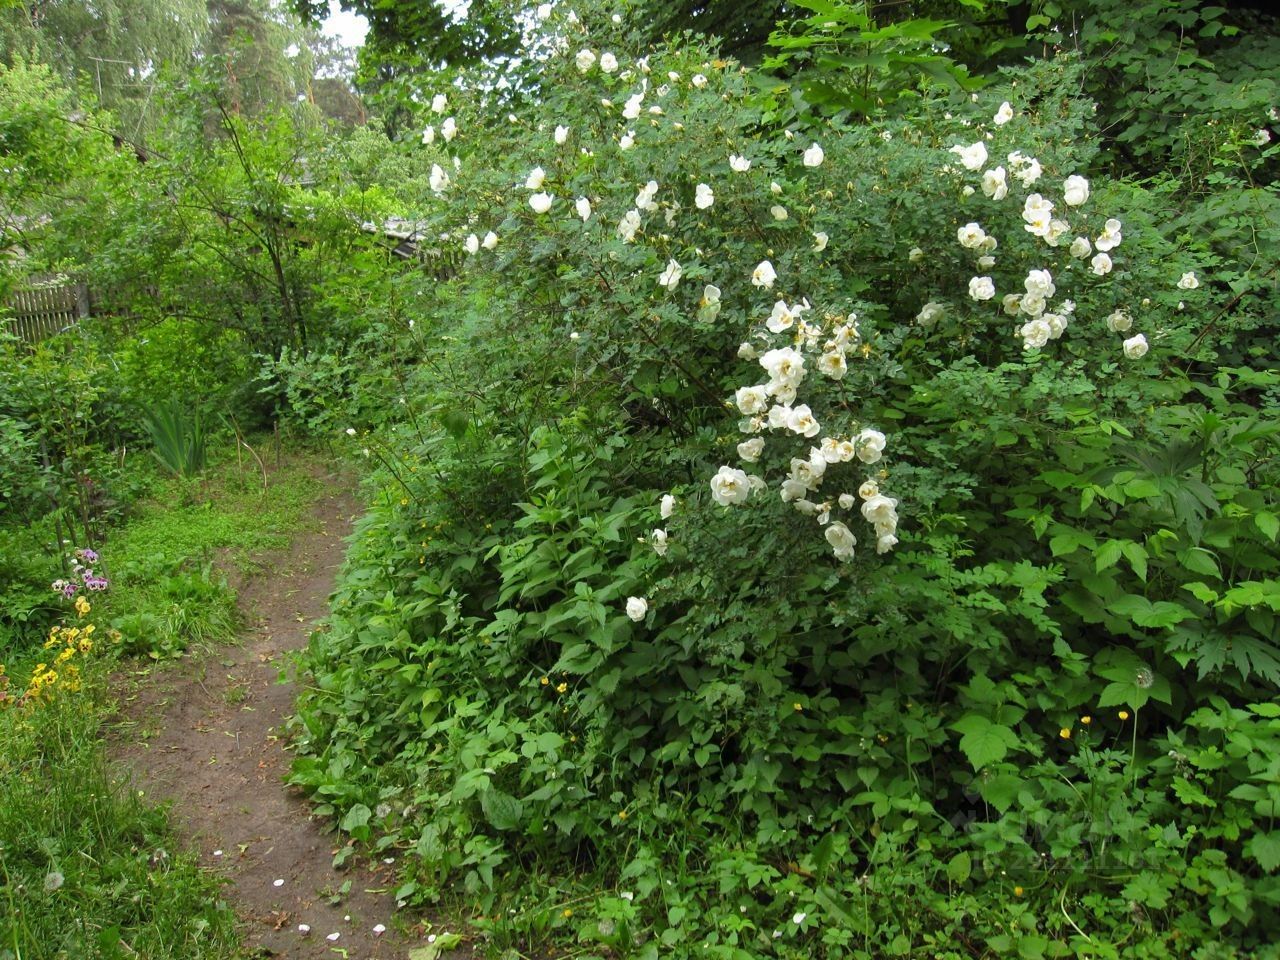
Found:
[286,7,1280,958]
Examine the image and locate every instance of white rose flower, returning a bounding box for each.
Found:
[861,493,899,526]
[635,180,659,210]
[786,404,821,438]
[694,183,714,209]
[1024,269,1055,299]
[803,143,825,167]
[876,533,899,554]
[529,192,553,214]
[1044,313,1068,339]
[617,209,642,242]
[710,465,752,505]
[993,101,1014,125]
[838,493,855,509]
[770,181,782,195]
[825,522,857,560]
[650,529,668,556]
[1001,293,1022,316]
[600,52,618,73]
[917,301,945,326]
[788,453,826,489]
[1063,174,1090,206]
[752,260,777,288]
[735,385,770,415]
[729,154,751,172]
[812,231,829,252]
[1069,236,1092,259]
[981,166,1008,200]
[1123,333,1149,359]
[1106,309,1132,332]
[908,247,924,263]
[481,231,498,250]
[575,49,596,72]
[429,163,450,193]
[525,166,546,190]
[1095,218,1122,252]
[1020,318,1052,350]
[770,204,788,221]
[625,596,648,621]
[957,222,987,249]
[1012,155,1042,186]
[760,347,805,388]
[766,300,796,333]
[619,132,635,150]
[1177,271,1199,290]
[657,259,682,290]
[555,125,569,145]
[1019,292,1046,317]
[968,276,996,301]
[858,480,879,500]
[737,342,757,360]
[1091,252,1113,276]
[949,141,988,171]
[575,197,592,221]
[431,93,448,113]
[692,73,708,88]
[767,404,793,430]
[738,437,764,462]
[817,351,847,379]
[441,117,457,141]
[856,428,886,464]
[623,93,644,120]
[977,255,996,269]
[660,494,675,519]
[464,233,479,254]
[421,125,435,145]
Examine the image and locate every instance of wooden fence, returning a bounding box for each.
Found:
[3,278,91,343]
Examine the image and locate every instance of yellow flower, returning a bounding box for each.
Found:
[792,702,803,711]
[1014,886,1024,897]
[1118,710,1130,721]
[1080,716,1092,725]
[1059,727,1071,739]
[556,682,568,694]
[540,676,550,686]
[617,810,628,821]
[75,596,91,616]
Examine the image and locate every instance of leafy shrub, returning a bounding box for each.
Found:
[289,22,1277,960]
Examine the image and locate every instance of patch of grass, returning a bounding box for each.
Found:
[0,661,239,959]
[99,447,325,659]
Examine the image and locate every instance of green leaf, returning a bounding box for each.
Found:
[951,715,1019,770]
[480,788,524,830]
[1246,831,1280,872]
[1256,511,1279,541]
[339,803,371,833]
[946,851,972,884]
[408,933,464,959]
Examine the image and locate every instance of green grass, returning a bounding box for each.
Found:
[0,662,240,959]
[0,444,334,957]
[98,447,325,659]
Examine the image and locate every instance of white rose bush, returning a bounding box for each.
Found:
[292,18,1272,958]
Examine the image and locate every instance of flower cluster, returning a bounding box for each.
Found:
[714,256,901,559]
[936,110,1178,360]
[0,595,114,709]
[50,547,109,599]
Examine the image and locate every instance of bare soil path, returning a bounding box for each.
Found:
[111,468,453,959]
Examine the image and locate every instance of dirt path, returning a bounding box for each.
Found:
[112,471,452,958]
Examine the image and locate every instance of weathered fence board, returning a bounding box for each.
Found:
[3,278,91,343]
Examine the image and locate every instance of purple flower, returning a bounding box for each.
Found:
[76,548,99,564]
